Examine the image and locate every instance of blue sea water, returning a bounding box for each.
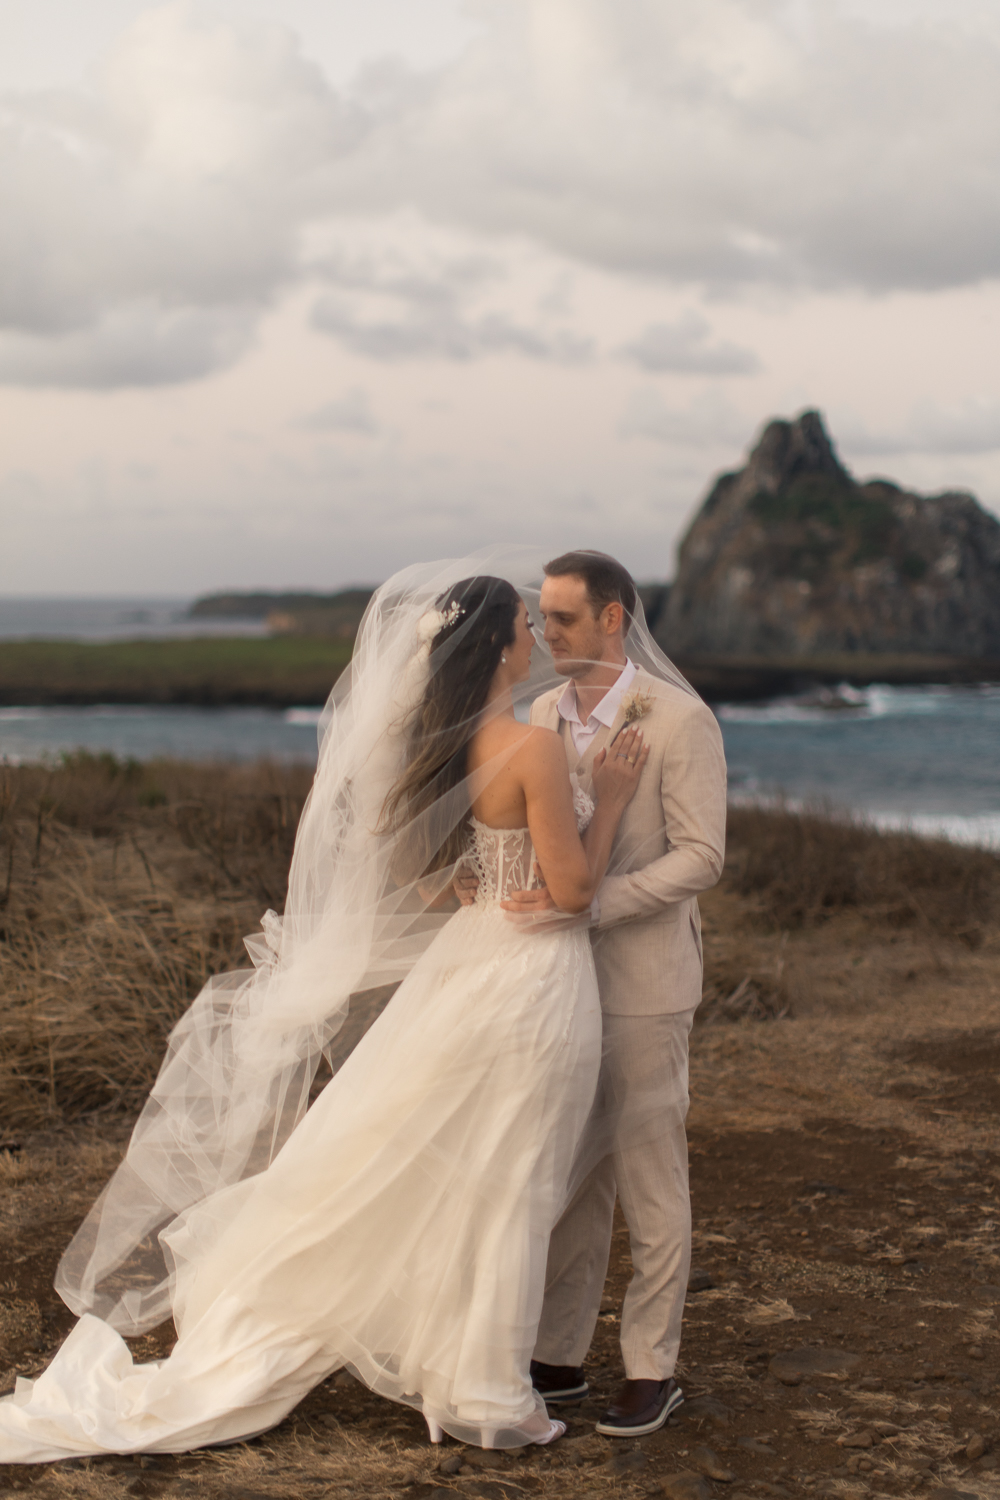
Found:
[0,596,265,640]
[0,686,997,849]
[1,598,998,848]
[718,683,1000,848]
[0,705,321,765]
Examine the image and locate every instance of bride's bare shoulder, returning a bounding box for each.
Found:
[472,720,563,765]
[505,723,567,778]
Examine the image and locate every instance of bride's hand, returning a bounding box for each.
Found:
[590,726,649,808]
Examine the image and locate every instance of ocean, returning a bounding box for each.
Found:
[0,688,996,849]
[1,599,998,848]
[0,596,265,640]
[718,682,1000,849]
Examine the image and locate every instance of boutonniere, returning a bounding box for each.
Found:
[610,688,653,745]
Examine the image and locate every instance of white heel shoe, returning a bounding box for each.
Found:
[425,1417,445,1444]
[535,1419,565,1446]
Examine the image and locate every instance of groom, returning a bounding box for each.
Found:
[506,550,727,1437]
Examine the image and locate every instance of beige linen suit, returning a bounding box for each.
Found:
[530,665,727,1380]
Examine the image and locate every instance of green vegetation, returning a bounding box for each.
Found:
[901,550,929,580]
[749,475,897,569]
[0,636,352,708]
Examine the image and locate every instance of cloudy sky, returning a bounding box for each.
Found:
[2,0,999,595]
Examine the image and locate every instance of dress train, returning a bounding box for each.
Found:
[0,825,601,1462]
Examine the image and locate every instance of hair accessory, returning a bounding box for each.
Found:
[416,601,464,645]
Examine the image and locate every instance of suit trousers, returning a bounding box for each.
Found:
[534,1008,695,1381]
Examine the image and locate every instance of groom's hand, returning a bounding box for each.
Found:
[501,868,587,930]
[501,886,558,915]
[501,889,587,931]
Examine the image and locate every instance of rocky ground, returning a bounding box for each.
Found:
[1,867,998,1500]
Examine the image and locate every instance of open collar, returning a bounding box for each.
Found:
[555,658,637,735]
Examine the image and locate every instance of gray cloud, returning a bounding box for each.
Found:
[300,387,379,434]
[0,5,349,385]
[2,0,1000,391]
[334,0,1000,294]
[312,295,593,362]
[0,301,257,387]
[310,243,593,362]
[620,312,759,376]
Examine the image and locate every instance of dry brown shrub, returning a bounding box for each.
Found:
[725,803,1000,946]
[0,755,313,1126]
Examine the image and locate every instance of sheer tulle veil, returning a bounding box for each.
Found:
[55,545,697,1335]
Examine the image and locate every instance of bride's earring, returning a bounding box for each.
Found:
[501,652,507,664]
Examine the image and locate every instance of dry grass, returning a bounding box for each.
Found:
[697,805,999,1026]
[0,754,313,1127]
[2,762,1000,1497]
[1,754,998,1123]
[725,803,1000,944]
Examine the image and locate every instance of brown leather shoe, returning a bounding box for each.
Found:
[529,1360,589,1403]
[595,1377,683,1436]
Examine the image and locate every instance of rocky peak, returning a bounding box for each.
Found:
[743,410,851,496]
[658,410,1000,660]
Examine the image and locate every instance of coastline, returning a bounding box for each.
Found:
[2,638,999,709]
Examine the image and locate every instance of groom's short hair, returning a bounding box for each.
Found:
[543,550,637,633]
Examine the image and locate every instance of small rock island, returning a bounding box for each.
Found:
[655,411,1000,684]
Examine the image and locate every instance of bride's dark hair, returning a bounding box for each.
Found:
[380,574,521,874]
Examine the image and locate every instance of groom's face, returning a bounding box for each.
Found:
[539,574,614,677]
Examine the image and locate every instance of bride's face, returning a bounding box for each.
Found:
[504,600,535,683]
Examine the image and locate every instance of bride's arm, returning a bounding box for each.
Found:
[518,725,648,914]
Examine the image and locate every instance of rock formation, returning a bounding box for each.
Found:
[657,411,1000,660]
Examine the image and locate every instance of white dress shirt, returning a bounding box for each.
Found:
[556,658,638,758]
[555,659,637,925]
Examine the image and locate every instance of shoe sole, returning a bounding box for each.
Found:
[536,1380,590,1404]
[594,1386,684,1437]
[538,1384,589,1405]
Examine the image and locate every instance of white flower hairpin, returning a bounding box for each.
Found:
[416,601,464,645]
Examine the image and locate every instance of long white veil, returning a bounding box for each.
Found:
[55,546,698,1335]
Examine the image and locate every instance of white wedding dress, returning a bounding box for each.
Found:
[0,812,601,1461]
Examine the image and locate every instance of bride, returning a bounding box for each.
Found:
[0,557,649,1462]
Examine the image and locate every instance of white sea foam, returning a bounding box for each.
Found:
[717,681,998,725]
[729,793,1000,851]
[868,810,1000,850]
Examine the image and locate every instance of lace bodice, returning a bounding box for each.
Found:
[465,778,595,906]
[465,821,538,904]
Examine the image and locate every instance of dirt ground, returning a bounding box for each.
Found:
[1,882,999,1500]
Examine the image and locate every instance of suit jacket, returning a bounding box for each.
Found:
[529,666,727,1016]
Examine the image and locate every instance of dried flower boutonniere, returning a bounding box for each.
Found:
[609,688,653,746]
